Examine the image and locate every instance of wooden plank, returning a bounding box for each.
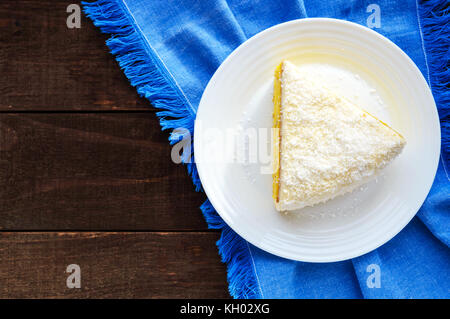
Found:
[0,232,229,298]
[0,0,148,111]
[0,113,207,230]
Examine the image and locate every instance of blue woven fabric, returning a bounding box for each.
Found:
[83,0,450,298]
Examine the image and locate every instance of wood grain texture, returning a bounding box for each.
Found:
[0,1,229,298]
[0,0,148,110]
[0,113,207,230]
[0,232,229,298]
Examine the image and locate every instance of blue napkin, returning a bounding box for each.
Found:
[84,0,450,298]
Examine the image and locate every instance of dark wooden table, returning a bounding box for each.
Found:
[0,0,229,298]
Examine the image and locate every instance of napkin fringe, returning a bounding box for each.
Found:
[82,0,201,190]
[83,0,260,298]
[419,0,449,155]
[201,199,260,299]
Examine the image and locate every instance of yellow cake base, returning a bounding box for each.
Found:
[272,62,282,205]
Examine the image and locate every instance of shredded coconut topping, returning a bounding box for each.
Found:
[276,61,406,211]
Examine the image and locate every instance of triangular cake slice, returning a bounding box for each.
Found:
[273,61,406,211]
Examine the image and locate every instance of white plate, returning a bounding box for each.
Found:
[194,18,440,262]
